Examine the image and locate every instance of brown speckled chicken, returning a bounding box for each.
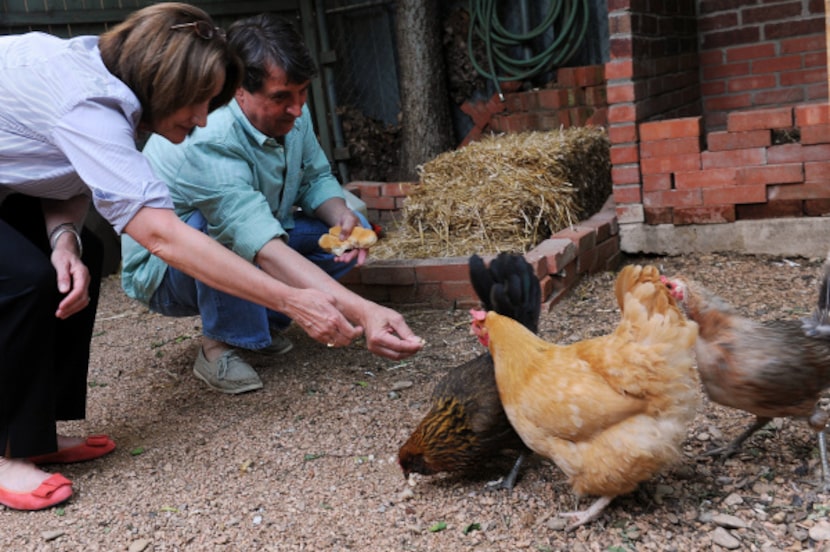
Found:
[664,259,830,485]
[471,263,699,528]
[397,253,540,488]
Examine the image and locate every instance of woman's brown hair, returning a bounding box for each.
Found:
[99,2,242,126]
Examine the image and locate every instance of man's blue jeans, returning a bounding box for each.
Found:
[148,210,364,350]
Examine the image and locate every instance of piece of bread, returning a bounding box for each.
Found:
[318,225,378,255]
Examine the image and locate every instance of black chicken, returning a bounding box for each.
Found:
[397,252,541,489]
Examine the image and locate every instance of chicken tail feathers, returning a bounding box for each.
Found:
[802,258,830,337]
[469,253,542,333]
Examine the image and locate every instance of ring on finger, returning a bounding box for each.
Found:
[326,342,335,348]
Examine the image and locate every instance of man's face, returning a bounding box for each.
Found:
[235,63,309,138]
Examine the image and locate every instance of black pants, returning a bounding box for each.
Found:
[0,195,103,458]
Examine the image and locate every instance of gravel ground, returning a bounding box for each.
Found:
[4,251,830,551]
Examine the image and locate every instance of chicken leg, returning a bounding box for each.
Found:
[559,496,614,530]
[702,416,772,459]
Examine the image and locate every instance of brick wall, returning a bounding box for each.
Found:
[698,0,827,130]
[340,196,620,309]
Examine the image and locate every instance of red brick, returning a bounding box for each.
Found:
[752,55,802,74]
[673,206,736,225]
[642,173,673,192]
[412,257,470,283]
[727,74,777,93]
[554,225,597,252]
[608,103,636,123]
[801,124,830,145]
[701,148,766,169]
[805,161,830,181]
[604,60,633,79]
[802,144,830,161]
[381,182,415,197]
[727,107,793,132]
[644,207,674,224]
[347,181,383,198]
[616,203,644,223]
[702,61,750,81]
[537,89,565,109]
[674,168,738,189]
[611,144,639,164]
[707,130,771,151]
[805,199,830,216]
[767,144,804,164]
[580,215,617,243]
[612,183,642,203]
[585,108,608,126]
[360,260,415,285]
[576,246,599,274]
[769,182,830,200]
[725,42,777,62]
[640,153,701,175]
[704,93,753,112]
[703,185,767,205]
[737,200,804,219]
[643,189,702,209]
[738,164,803,185]
[611,165,641,186]
[606,82,634,103]
[608,123,638,144]
[781,67,827,87]
[594,237,621,272]
[639,117,702,141]
[363,196,396,210]
[538,274,556,303]
[795,103,830,126]
[639,137,702,158]
[438,281,478,307]
[526,238,577,274]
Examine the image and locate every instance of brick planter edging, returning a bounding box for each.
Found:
[340,197,621,310]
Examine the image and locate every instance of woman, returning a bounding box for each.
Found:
[0,2,422,511]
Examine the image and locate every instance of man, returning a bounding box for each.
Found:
[121,13,422,394]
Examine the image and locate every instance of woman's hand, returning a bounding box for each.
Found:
[287,288,364,348]
[50,243,91,319]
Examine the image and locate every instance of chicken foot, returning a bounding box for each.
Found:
[559,495,613,530]
[486,452,527,491]
[702,416,772,460]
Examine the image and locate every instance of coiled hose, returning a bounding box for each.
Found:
[468,0,589,99]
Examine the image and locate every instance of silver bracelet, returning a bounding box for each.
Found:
[48,222,83,257]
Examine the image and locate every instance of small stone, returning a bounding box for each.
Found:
[712,513,748,529]
[128,539,152,552]
[809,521,830,541]
[546,517,569,531]
[711,527,741,549]
[722,493,744,507]
[390,380,413,391]
[42,530,65,542]
[770,511,787,524]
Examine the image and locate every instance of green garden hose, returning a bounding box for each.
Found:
[468,0,589,99]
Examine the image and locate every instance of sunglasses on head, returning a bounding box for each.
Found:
[170,21,226,40]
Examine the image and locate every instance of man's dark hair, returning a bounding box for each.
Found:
[227,13,318,93]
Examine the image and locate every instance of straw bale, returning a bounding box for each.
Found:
[372,126,610,259]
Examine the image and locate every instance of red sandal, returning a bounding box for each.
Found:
[28,435,116,465]
[0,473,73,510]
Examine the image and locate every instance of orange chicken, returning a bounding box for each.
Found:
[471,263,700,528]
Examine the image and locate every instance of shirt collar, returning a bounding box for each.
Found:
[228,99,279,148]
